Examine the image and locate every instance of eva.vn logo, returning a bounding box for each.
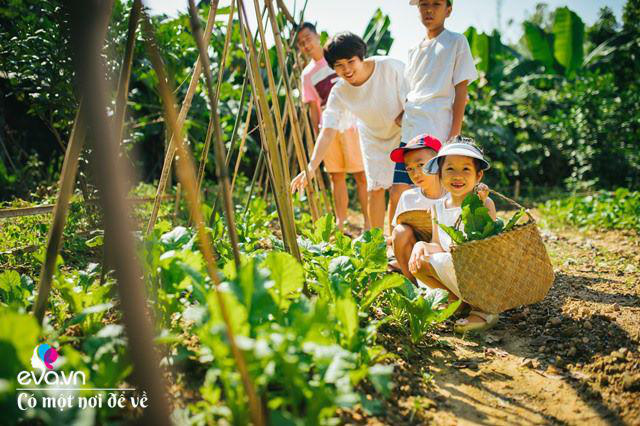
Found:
[19,343,86,387]
[30,343,59,370]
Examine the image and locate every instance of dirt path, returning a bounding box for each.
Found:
[343,212,640,425]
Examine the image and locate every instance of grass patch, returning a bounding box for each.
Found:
[539,188,640,233]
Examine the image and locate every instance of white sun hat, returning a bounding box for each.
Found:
[423,136,490,175]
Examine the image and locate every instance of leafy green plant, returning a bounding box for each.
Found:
[51,263,115,335]
[438,194,525,244]
[388,285,461,345]
[540,189,640,232]
[0,270,34,310]
[0,308,40,416]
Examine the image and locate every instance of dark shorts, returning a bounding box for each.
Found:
[392,141,413,185]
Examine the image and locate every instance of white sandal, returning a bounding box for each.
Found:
[454,310,499,334]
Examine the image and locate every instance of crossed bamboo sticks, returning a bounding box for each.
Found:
[32,0,329,424]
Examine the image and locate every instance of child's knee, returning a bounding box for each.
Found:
[392,224,415,245]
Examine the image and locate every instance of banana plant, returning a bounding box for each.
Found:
[362,8,394,56]
[466,6,586,84]
[523,7,585,76]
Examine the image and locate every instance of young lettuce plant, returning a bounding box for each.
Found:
[438,193,525,244]
[390,284,461,345]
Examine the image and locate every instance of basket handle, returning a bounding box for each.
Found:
[452,188,535,230]
[488,189,535,223]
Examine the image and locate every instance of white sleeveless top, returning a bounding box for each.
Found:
[433,199,462,252]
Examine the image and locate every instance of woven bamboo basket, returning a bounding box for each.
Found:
[450,191,555,314]
[396,209,432,241]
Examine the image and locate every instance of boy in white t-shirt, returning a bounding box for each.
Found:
[296,22,369,231]
[291,32,409,232]
[389,134,448,282]
[394,0,478,188]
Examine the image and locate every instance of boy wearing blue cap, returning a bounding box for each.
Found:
[394,0,478,188]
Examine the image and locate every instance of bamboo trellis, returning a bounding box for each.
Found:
[145,1,220,234]
[30,0,332,423]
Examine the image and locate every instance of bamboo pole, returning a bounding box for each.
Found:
[280,20,331,216]
[265,0,319,221]
[276,0,296,25]
[146,1,220,234]
[237,0,301,262]
[69,1,171,423]
[290,49,332,215]
[195,0,236,196]
[230,97,253,192]
[186,0,241,269]
[224,76,249,168]
[102,0,143,288]
[33,107,85,324]
[34,0,135,324]
[141,11,264,426]
[243,148,264,216]
[114,0,142,141]
[173,183,182,221]
[246,0,290,184]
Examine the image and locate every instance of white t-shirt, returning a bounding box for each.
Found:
[392,188,450,227]
[323,56,409,190]
[300,58,356,130]
[402,29,478,143]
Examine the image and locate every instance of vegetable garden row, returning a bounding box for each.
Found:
[1,1,453,424]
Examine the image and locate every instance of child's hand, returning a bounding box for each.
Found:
[475,183,490,202]
[291,172,308,194]
[408,242,430,274]
[291,165,315,194]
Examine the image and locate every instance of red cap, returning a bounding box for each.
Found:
[390,134,442,163]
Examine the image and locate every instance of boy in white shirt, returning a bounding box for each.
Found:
[395,0,478,188]
[291,32,409,232]
[389,134,448,282]
[296,22,369,231]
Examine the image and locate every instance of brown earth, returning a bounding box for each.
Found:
[342,211,640,425]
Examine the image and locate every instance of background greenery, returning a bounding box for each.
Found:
[0,1,638,201]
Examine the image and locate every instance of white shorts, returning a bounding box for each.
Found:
[360,137,401,191]
[428,252,461,299]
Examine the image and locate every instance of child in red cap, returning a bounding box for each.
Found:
[389,133,449,282]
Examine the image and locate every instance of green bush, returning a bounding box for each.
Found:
[539,188,640,232]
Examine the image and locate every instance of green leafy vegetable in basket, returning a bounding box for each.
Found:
[438,194,525,245]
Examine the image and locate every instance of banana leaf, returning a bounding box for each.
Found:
[523,21,555,72]
[552,7,584,76]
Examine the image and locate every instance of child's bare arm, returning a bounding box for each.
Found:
[476,184,497,220]
[430,206,442,246]
[485,198,497,220]
[448,80,469,140]
[410,210,446,276]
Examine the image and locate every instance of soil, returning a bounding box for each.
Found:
[342,211,640,425]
